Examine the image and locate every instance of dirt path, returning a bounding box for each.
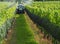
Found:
[24,12,52,44]
[2,18,16,44]
[3,14,38,44]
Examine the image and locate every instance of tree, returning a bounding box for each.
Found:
[0,0,4,1]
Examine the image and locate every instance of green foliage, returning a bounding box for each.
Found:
[0,2,16,44]
[26,1,60,41]
[26,1,60,26]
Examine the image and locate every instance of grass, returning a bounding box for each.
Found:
[13,14,38,44]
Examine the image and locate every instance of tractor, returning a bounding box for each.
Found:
[16,4,25,14]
